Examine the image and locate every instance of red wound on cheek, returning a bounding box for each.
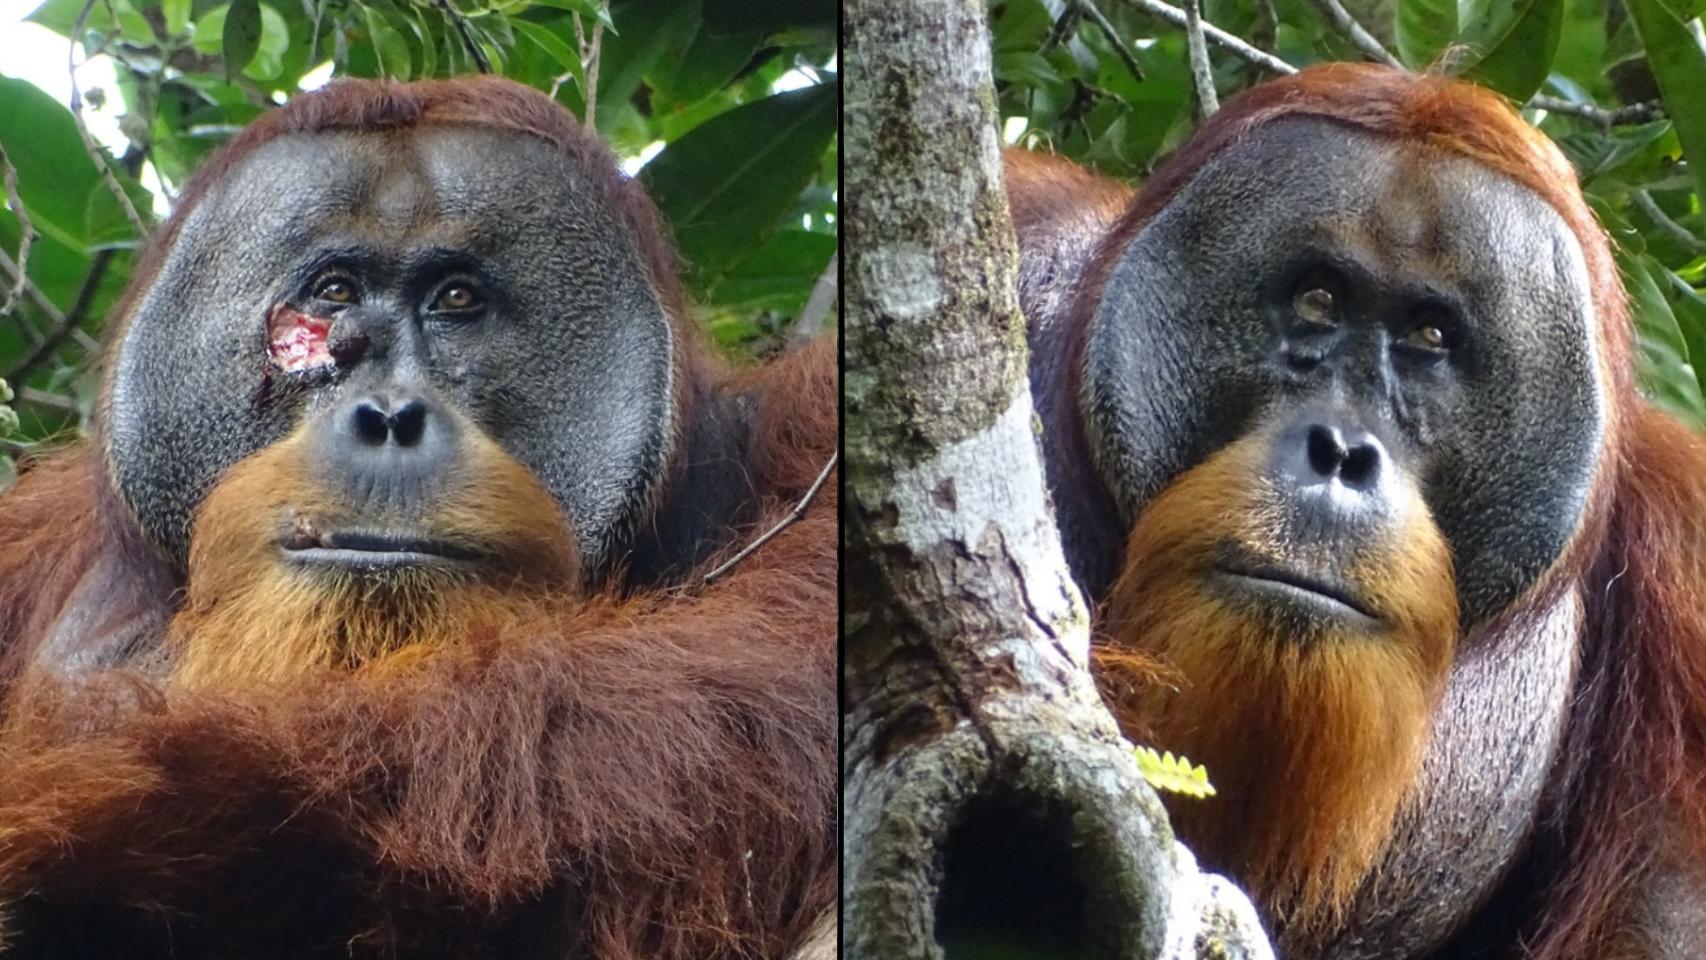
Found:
[267,304,334,373]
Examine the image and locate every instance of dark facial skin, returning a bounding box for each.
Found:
[1083,115,1608,627]
[104,126,675,575]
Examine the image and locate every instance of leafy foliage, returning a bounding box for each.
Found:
[1134,744,1217,799]
[0,0,837,459]
[991,0,1706,428]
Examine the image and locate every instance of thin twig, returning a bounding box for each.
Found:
[437,0,491,74]
[704,452,837,584]
[1304,0,1402,68]
[572,12,604,129]
[1527,95,1665,128]
[1041,6,1082,53]
[793,251,839,344]
[1074,0,1145,83]
[1120,0,1297,76]
[1633,190,1706,257]
[5,248,115,383]
[307,0,327,67]
[0,146,35,320]
[1182,0,1218,118]
[548,69,575,101]
[17,386,79,413]
[0,247,58,346]
[67,0,146,237]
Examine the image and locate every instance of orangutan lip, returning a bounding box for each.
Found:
[1215,563,1380,622]
[282,530,482,568]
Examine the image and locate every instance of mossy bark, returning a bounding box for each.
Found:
[842,1,1275,958]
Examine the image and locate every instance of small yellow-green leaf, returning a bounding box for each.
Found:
[1134,744,1218,800]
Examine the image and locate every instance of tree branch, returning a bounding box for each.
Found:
[17,386,79,414]
[1633,190,1706,257]
[1527,94,1665,128]
[703,452,836,584]
[67,0,147,237]
[1183,0,1219,118]
[844,1,1274,957]
[0,247,59,347]
[792,252,839,344]
[4,248,115,384]
[1304,0,1402,68]
[0,146,36,322]
[572,12,604,129]
[1120,0,1297,76]
[1076,0,1146,83]
[436,0,492,74]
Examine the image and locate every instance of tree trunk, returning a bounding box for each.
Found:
[840,1,1276,958]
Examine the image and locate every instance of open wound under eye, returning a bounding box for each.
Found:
[268,304,334,373]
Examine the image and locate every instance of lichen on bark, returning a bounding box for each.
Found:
[841,1,1275,958]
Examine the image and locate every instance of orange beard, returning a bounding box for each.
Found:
[167,428,579,689]
[1096,434,1458,936]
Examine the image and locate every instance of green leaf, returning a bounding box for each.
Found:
[1663,267,1706,403]
[1626,0,1706,204]
[511,17,580,72]
[222,0,262,81]
[650,25,763,107]
[705,313,765,349]
[525,0,615,31]
[709,228,835,311]
[640,82,837,281]
[0,75,142,251]
[1454,0,1565,101]
[245,2,291,81]
[404,5,440,78]
[994,50,1062,89]
[24,0,89,35]
[163,0,191,35]
[1603,16,1645,69]
[990,0,1054,53]
[1557,120,1679,192]
[1624,249,1706,426]
[364,5,413,79]
[596,0,697,127]
[699,0,833,33]
[107,0,160,45]
[1394,0,1456,67]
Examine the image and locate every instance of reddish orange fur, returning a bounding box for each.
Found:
[1055,63,1706,958]
[0,77,836,959]
[0,456,102,695]
[169,418,579,688]
[1002,148,1135,246]
[1099,431,1457,934]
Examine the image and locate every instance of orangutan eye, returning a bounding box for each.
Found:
[1403,306,1459,353]
[1295,287,1336,326]
[313,275,358,305]
[431,282,483,313]
[1291,269,1342,328]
